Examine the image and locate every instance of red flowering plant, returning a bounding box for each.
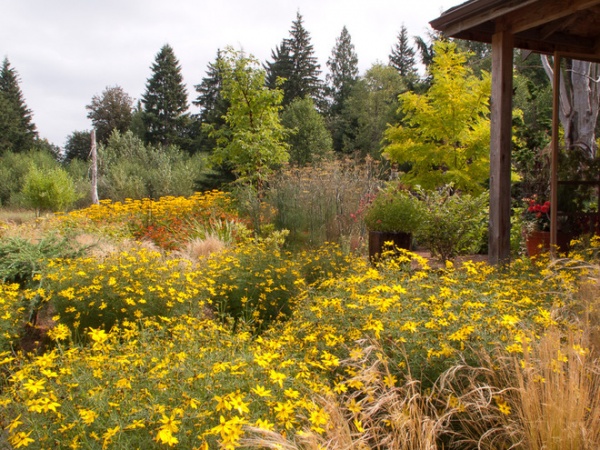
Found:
[523,196,551,232]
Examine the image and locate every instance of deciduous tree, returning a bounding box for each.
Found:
[86,85,133,144]
[383,41,491,193]
[208,48,288,188]
[281,97,332,166]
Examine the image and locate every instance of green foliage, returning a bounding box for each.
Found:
[141,44,190,149]
[86,85,133,144]
[389,24,419,88]
[383,40,491,194]
[205,234,303,332]
[344,64,405,157]
[63,130,92,163]
[416,185,489,262]
[0,149,59,206]
[98,130,203,201]
[0,233,85,288]
[21,164,80,213]
[0,58,37,155]
[281,97,333,166]
[364,183,424,233]
[265,12,323,106]
[208,48,288,187]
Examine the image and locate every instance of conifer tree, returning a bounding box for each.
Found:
[193,50,229,130]
[141,44,190,149]
[389,25,418,87]
[266,12,322,106]
[0,58,37,154]
[326,26,359,152]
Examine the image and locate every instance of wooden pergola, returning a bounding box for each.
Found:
[430,0,600,264]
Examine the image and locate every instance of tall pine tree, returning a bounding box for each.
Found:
[266,12,322,106]
[193,50,229,128]
[389,25,418,88]
[141,44,190,149]
[0,58,37,154]
[326,26,359,152]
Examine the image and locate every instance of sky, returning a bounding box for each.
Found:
[1,0,460,148]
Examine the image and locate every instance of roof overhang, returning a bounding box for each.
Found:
[430,0,600,62]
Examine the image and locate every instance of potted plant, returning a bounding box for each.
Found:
[523,196,571,256]
[364,185,424,259]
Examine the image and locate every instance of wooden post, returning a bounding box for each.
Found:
[550,52,560,255]
[90,129,99,205]
[489,28,514,265]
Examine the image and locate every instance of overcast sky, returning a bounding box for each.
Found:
[1,0,460,148]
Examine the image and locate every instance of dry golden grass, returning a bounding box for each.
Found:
[174,236,227,262]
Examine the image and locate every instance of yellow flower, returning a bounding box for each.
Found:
[47,324,70,341]
[9,431,35,448]
[78,408,98,425]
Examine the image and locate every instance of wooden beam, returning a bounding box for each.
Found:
[489,28,514,265]
[550,53,560,255]
[430,0,537,38]
[506,0,600,34]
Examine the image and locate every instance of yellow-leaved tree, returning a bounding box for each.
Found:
[383,40,491,194]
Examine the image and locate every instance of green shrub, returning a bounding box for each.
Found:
[21,164,80,213]
[364,183,424,233]
[416,185,489,262]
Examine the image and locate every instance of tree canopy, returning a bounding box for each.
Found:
[207,48,289,187]
[86,85,133,144]
[383,41,491,193]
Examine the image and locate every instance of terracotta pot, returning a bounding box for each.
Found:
[368,230,412,261]
[526,231,573,257]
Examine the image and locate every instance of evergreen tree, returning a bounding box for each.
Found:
[141,44,190,149]
[192,50,230,153]
[389,25,418,86]
[64,130,92,163]
[0,58,37,154]
[266,12,322,106]
[326,26,359,152]
[327,26,359,115]
[86,85,133,144]
[265,42,292,90]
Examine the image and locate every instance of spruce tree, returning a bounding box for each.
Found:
[192,50,231,154]
[141,44,190,149]
[193,50,229,128]
[0,58,37,154]
[266,12,322,106]
[389,25,418,81]
[326,26,359,152]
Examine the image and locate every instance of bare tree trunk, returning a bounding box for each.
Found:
[90,129,99,204]
[542,56,600,159]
